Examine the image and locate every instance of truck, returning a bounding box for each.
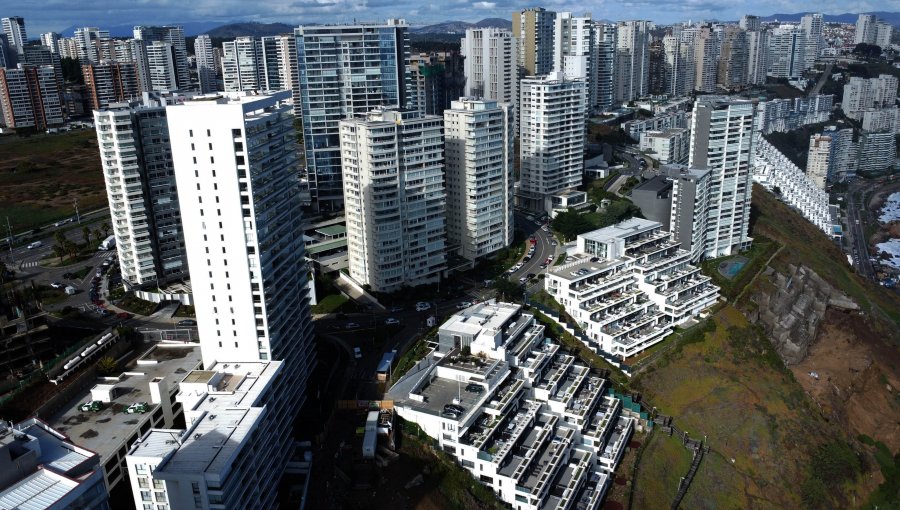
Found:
[98,235,116,251]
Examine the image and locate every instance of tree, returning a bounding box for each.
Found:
[60,57,83,84]
[96,356,118,375]
[64,240,78,260]
[81,226,91,246]
[100,222,110,238]
[52,244,66,263]
[493,278,523,301]
[53,230,66,247]
[852,43,882,59]
[551,209,595,241]
[92,229,102,243]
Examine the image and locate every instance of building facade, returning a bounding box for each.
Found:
[340,108,447,292]
[444,98,514,261]
[133,26,189,90]
[615,20,650,102]
[461,28,518,108]
[194,35,217,94]
[0,64,63,130]
[513,8,556,77]
[83,61,140,110]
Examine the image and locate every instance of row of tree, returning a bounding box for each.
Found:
[50,223,110,264]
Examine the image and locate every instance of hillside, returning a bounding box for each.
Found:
[760,11,900,26]
[413,17,511,34]
[205,22,294,38]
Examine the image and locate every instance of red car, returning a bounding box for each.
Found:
[116,312,131,320]
[529,237,537,244]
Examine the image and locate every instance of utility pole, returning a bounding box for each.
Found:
[73,197,80,224]
[5,217,12,257]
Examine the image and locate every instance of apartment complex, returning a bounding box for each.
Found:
[339,108,447,291]
[767,26,805,79]
[615,20,650,102]
[624,110,689,141]
[94,95,187,288]
[133,25,189,90]
[518,72,587,213]
[389,302,635,510]
[805,133,831,190]
[222,35,294,93]
[444,98,515,261]
[593,22,617,111]
[1,17,26,55]
[858,130,897,175]
[461,28,518,108]
[83,61,140,110]
[554,12,595,106]
[546,218,719,358]
[689,97,755,258]
[842,75,898,120]
[513,8,556,77]
[753,137,830,232]
[294,19,411,212]
[0,64,63,130]
[125,90,316,508]
[0,419,109,510]
[755,94,833,134]
[194,34,217,93]
[855,14,893,47]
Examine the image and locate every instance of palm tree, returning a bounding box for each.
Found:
[64,240,78,260]
[53,230,66,247]
[92,229,102,243]
[101,222,110,238]
[81,226,91,247]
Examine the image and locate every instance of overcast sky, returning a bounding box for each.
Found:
[11,0,900,35]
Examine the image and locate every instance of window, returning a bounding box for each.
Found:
[138,477,149,488]
[153,480,164,489]
[141,491,151,502]
[207,129,211,136]
[189,129,193,137]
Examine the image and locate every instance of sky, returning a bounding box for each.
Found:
[10,0,900,35]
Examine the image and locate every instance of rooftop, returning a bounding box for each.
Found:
[579,218,660,245]
[632,175,672,194]
[0,469,80,510]
[48,345,201,462]
[548,256,623,281]
[440,302,522,342]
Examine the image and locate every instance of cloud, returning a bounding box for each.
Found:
[474,1,496,8]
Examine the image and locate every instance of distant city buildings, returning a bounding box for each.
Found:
[513,7,556,77]
[194,34,217,93]
[0,64,63,130]
[82,61,139,110]
[842,75,898,120]
[639,127,690,165]
[855,14,893,48]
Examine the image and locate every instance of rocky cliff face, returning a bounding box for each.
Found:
[746,263,859,365]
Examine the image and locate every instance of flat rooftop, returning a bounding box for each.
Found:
[633,175,672,193]
[440,302,521,339]
[579,218,660,245]
[0,469,80,510]
[549,256,623,281]
[48,345,201,462]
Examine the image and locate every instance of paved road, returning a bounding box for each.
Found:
[4,214,111,271]
[810,62,834,96]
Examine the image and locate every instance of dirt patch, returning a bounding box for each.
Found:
[791,308,900,451]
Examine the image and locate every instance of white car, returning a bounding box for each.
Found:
[384,317,401,326]
[415,302,431,312]
[50,282,63,289]
[353,347,362,359]
[456,301,472,310]
[27,241,42,249]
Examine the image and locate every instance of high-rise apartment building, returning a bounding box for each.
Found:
[805,133,831,190]
[842,74,899,120]
[662,32,694,97]
[40,32,60,54]
[739,15,761,32]
[1,17,26,55]
[73,27,109,64]
[717,26,748,91]
[768,26,805,79]
[126,90,315,509]
[444,98,514,261]
[223,35,294,93]
[0,64,63,130]
[666,165,712,263]
[194,34,216,93]
[689,98,755,258]
[746,29,769,85]
[553,13,594,85]
[94,95,187,288]
[799,13,823,70]
[294,19,411,212]
[615,20,650,102]
[408,51,465,116]
[519,72,587,213]
[693,25,719,93]
[594,22,617,110]
[513,8,556,77]
[862,107,900,133]
[461,28,517,107]
[639,128,690,165]
[858,130,897,175]
[855,14,893,47]
[822,126,858,182]
[144,41,179,91]
[340,108,447,291]
[83,62,140,110]
[133,26,189,90]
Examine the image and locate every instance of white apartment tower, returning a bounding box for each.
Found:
[126,90,316,510]
[40,31,61,54]
[842,74,899,120]
[222,37,262,92]
[340,108,447,292]
[194,34,216,93]
[800,13,823,70]
[553,13,595,80]
[693,25,720,93]
[594,22,617,110]
[740,15,761,32]
[746,29,769,85]
[615,20,650,102]
[854,14,891,47]
[133,26,189,90]
[519,72,587,213]
[689,98,755,258]
[294,20,411,213]
[1,17,26,54]
[444,98,515,261]
[73,27,109,63]
[768,26,805,79]
[94,97,187,287]
[717,25,748,91]
[461,28,518,108]
[806,133,831,190]
[145,41,179,91]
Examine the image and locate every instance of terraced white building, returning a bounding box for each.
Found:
[545,218,719,359]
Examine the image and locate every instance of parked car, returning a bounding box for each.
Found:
[456,301,472,310]
[125,402,149,414]
[79,400,103,412]
[353,347,362,359]
[465,384,484,394]
[345,322,360,330]
[64,286,77,296]
[49,282,63,289]
[384,317,401,326]
[415,302,431,312]
[26,241,42,249]
[177,319,197,327]
[519,276,528,284]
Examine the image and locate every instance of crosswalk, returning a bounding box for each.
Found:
[20,260,39,268]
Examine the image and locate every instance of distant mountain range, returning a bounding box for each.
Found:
[760,11,900,26]
[205,22,294,38]
[412,18,512,34]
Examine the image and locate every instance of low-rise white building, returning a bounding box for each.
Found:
[388,302,634,510]
[545,218,719,359]
[623,110,689,141]
[640,127,690,165]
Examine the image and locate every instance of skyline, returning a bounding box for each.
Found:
[13,1,900,36]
